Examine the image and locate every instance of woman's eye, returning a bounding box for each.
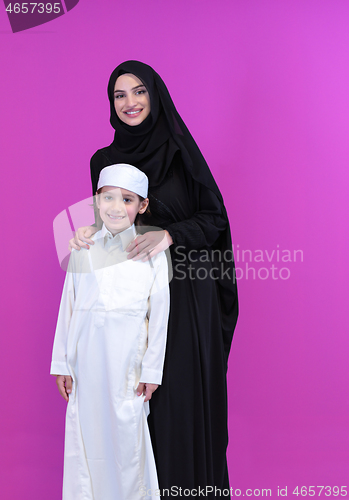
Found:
[136,89,146,95]
[114,94,124,99]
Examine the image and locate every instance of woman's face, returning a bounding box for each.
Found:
[113,73,151,126]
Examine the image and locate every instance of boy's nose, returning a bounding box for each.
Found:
[111,200,124,212]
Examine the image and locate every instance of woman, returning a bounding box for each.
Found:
[72,61,238,498]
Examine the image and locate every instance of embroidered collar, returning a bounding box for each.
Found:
[100,224,137,251]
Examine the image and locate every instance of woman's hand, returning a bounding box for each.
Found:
[136,382,159,402]
[126,230,173,261]
[69,226,97,251]
[55,375,73,402]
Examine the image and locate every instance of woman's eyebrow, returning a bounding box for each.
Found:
[114,84,145,94]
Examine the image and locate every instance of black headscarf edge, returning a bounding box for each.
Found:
[104,61,238,350]
[107,60,223,201]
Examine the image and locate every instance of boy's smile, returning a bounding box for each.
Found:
[107,215,125,220]
[96,186,148,236]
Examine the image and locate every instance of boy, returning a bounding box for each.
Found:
[51,164,169,500]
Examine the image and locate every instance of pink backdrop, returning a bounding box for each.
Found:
[1,0,348,498]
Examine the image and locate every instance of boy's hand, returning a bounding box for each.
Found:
[136,382,159,402]
[69,226,97,252]
[55,375,73,402]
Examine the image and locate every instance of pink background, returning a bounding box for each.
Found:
[0,0,348,497]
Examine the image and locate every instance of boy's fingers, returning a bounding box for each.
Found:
[144,386,152,402]
[56,376,63,390]
[61,390,69,402]
[56,377,69,402]
[136,382,145,396]
[65,377,73,394]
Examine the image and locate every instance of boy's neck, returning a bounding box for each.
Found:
[104,223,134,237]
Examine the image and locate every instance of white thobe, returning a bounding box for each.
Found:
[51,224,169,500]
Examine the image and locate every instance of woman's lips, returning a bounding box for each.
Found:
[124,109,143,117]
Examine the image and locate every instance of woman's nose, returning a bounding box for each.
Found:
[126,93,136,107]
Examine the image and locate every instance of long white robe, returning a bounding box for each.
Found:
[51,224,169,500]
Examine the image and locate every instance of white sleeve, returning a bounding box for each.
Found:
[140,251,170,385]
[50,270,75,376]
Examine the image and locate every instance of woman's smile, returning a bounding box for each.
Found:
[123,108,144,119]
[125,109,142,115]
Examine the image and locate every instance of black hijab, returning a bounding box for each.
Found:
[106,60,222,199]
[105,61,238,354]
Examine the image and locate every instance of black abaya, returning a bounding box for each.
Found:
[90,60,238,498]
[91,149,236,497]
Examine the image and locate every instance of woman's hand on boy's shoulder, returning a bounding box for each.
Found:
[69,226,97,252]
[136,382,159,402]
[126,230,173,261]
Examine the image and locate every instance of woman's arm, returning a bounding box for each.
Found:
[127,183,227,260]
[165,183,227,251]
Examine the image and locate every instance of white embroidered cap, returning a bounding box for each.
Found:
[97,164,148,198]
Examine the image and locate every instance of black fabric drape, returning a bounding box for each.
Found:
[90,60,238,498]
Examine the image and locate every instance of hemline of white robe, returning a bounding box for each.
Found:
[51,225,169,500]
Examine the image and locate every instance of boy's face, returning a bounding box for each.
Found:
[96,186,148,235]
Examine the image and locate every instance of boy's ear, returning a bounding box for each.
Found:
[95,192,100,208]
[138,197,149,214]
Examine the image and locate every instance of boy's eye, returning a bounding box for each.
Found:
[104,195,112,200]
[123,198,131,203]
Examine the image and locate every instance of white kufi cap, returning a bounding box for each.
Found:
[97,164,148,198]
